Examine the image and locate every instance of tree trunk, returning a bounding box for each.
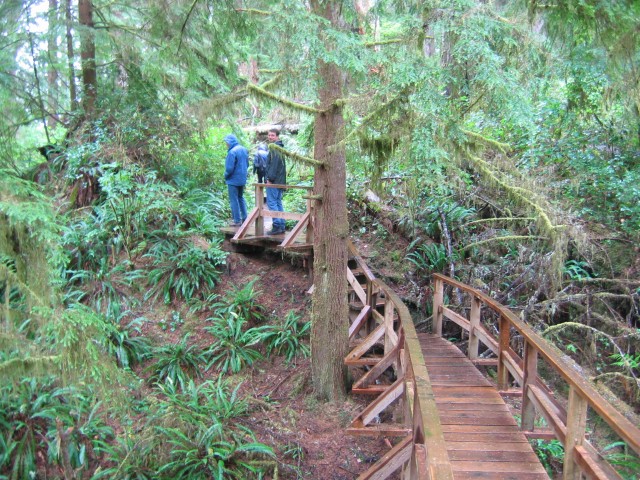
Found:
[78,0,96,117]
[47,0,59,128]
[65,0,78,112]
[310,0,349,402]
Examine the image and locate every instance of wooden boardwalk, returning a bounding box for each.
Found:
[419,333,549,480]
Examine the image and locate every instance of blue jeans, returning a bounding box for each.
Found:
[266,187,285,230]
[227,184,247,223]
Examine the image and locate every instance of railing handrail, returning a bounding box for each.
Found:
[252,183,313,190]
[345,242,453,479]
[373,277,453,477]
[433,273,640,458]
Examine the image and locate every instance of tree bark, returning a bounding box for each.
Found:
[310,0,349,402]
[65,0,78,112]
[47,0,59,128]
[78,0,96,117]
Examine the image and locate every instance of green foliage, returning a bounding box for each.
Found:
[156,425,273,480]
[603,441,640,480]
[0,378,113,479]
[406,243,451,273]
[44,304,119,378]
[145,243,223,304]
[205,314,263,374]
[531,438,564,476]
[211,278,266,324]
[106,317,152,369]
[611,352,640,372]
[97,378,271,479]
[563,260,594,281]
[66,259,145,319]
[147,335,207,392]
[153,377,273,479]
[254,310,311,363]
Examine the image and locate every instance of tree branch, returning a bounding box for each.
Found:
[177,0,200,54]
[248,83,322,114]
[462,235,546,251]
[269,143,324,167]
[462,128,510,154]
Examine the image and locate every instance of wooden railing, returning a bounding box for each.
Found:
[345,244,454,479]
[232,183,314,249]
[433,273,640,480]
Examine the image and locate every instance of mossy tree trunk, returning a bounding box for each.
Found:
[78,0,96,117]
[310,0,349,402]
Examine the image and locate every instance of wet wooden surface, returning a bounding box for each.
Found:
[418,334,550,480]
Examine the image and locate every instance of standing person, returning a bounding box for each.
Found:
[265,128,286,235]
[223,134,249,227]
[253,144,268,184]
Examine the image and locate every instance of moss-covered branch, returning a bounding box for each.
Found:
[467,155,563,239]
[259,73,282,91]
[0,355,60,377]
[592,372,640,393]
[461,217,536,228]
[269,143,324,167]
[248,83,322,114]
[542,322,639,383]
[329,92,406,151]
[364,39,405,47]
[462,129,510,154]
[462,235,546,251]
[538,292,637,304]
[235,8,271,16]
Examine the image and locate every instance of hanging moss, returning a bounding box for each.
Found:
[465,154,567,291]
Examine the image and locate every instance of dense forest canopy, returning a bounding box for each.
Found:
[1,0,639,478]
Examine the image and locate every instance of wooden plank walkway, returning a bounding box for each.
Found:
[418,333,550,480]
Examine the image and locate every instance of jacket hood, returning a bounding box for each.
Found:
[224,134,239,149]
[257,144,268,152]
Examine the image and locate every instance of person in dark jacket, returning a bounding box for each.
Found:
[265,129,286,234]
[223,134,249,227]
[253,144,268,184]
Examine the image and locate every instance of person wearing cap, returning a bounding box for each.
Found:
[223,134,249,227]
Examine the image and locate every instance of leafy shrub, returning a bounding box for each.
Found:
[213,278,266,324]
[406,243,450,273]
[205,314,263,374]
[0,378,113,479]
[603,441,640,480]
[157,377,249,424]
[98,377,272,479]
[156,424,273,479]
[66,259,145,319]
[154,378,273,479]
[532,438,564,476]
[147,335,207,391]
[145,243,223,304]
[255,310,311,363]
[107,317,152,369]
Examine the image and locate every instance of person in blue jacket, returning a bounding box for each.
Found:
[223,134,249,227]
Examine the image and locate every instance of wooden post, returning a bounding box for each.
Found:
[468,295,481,360]
[305,195,314,244]
[255,184,264,236]
[497,315,510,391]
[384,298,396,356]
[433,277,444,337]
[563,386,588,480]
[521,341,538,432]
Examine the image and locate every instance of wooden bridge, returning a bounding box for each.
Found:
[223,184,640,480]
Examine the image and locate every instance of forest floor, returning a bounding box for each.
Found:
[215,248,388,480]
[135,241,391,480]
